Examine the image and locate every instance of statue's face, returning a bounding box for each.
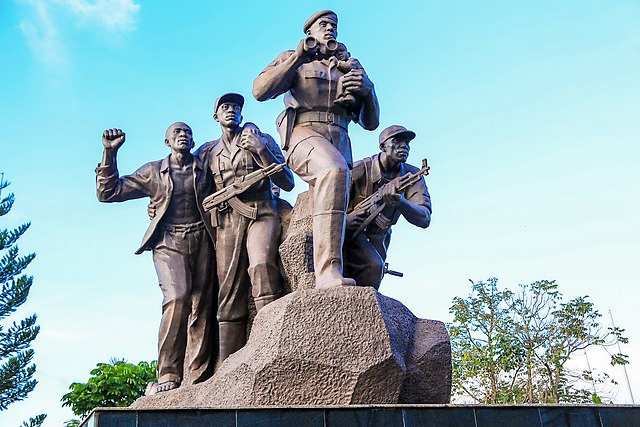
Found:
[307,16,337,42]
[382,137,410,164]
[215,103,242,127]
[165,122,194,152]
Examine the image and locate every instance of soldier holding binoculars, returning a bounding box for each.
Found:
[253,10,380,289]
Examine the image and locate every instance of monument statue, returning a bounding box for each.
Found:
[196,93,294,362]
[253,10,380,289]
[95,123,217,393]
[344,125,432,289]
[96,9,451,412]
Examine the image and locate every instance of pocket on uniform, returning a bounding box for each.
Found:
[289,139,315,176]
[303,69,328,80]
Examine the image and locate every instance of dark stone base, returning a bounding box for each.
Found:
[82,405,640,427]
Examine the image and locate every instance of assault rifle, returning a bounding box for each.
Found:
[202,162,286,224]
[349,158,429,238]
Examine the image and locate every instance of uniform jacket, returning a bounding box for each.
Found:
[196,132,286,202]
[95,154,215,254]
[349,153,432,232]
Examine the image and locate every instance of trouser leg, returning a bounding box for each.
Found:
[153,233,190,385]
[218,321,247,362]
[343,232,385,290]
[184,230,217,384]
[216,211,250,362]
[246,205,282,312]
[287,134,355,288]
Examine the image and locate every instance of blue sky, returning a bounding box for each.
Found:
[1,0,639,424]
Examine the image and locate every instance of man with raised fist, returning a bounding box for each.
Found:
[95,123,217,393]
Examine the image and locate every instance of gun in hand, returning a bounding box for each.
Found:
[349,159,429,237]
[202,162,286,213]
[349,158,429,238]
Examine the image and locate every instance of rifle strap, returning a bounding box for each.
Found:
[210,149,258,222]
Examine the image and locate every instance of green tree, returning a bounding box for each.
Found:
[0,176,45,426]
[449,278,628,404]
[61,359,157,424]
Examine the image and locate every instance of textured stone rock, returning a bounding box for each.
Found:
[278,191,315,291]
[132,286,451,408]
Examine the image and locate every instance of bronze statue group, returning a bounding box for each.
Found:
[96,10,431,394]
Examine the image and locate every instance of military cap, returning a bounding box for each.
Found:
[214,92,244,113]
[379,125,417,145]
[303,10,338,33]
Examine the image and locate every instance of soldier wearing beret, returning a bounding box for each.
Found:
[253,10,380,289]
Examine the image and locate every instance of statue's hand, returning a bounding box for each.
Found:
[147,201,157,220]
[341,68,373,97]
[238,128,266,155]
[102,128,125,150]
[346,210,367,233]
[295,38,319,63]
[381,182,402,207]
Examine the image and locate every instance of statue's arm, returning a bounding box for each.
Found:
[341,65,380,130]
[239,130,295,192]
[253,50,302,101]
[96,130,151,202]
[357,82,380,131]
[397,178,431,228]
[263,134,294,192]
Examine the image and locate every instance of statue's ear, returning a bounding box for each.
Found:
[165,139,171,148]
[213,112,219,122]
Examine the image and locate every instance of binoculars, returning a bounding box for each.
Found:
[303,37,338,56]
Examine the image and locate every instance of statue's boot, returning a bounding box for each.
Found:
[313,210,356,289]
[219,321,246,363]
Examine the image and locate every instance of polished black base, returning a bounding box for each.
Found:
[82,404,640,427]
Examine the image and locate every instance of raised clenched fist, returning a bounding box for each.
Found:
[102,128,125,150]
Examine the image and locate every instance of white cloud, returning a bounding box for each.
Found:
[56,0,141,32]
[17,0,141,71]
[19,0,66,71]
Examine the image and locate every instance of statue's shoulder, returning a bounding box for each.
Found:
[351,154,376,181]
[195,139,220,157]
[270,50,296,65]
[403,162,421,175]
[137,157,166,173]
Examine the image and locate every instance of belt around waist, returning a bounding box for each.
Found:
[160,221,206,233]
[295,111,350,130]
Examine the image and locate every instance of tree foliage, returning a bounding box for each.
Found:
[449,278,628,404]
[61,359,157,421]
[0,176,45,425]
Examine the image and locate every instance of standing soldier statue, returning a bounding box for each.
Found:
[253,10,380,289]
[344,125,432,289]
[95,123,217,393]
[197,93,294,362]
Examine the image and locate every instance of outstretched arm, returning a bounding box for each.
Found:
[96,129,151,202]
